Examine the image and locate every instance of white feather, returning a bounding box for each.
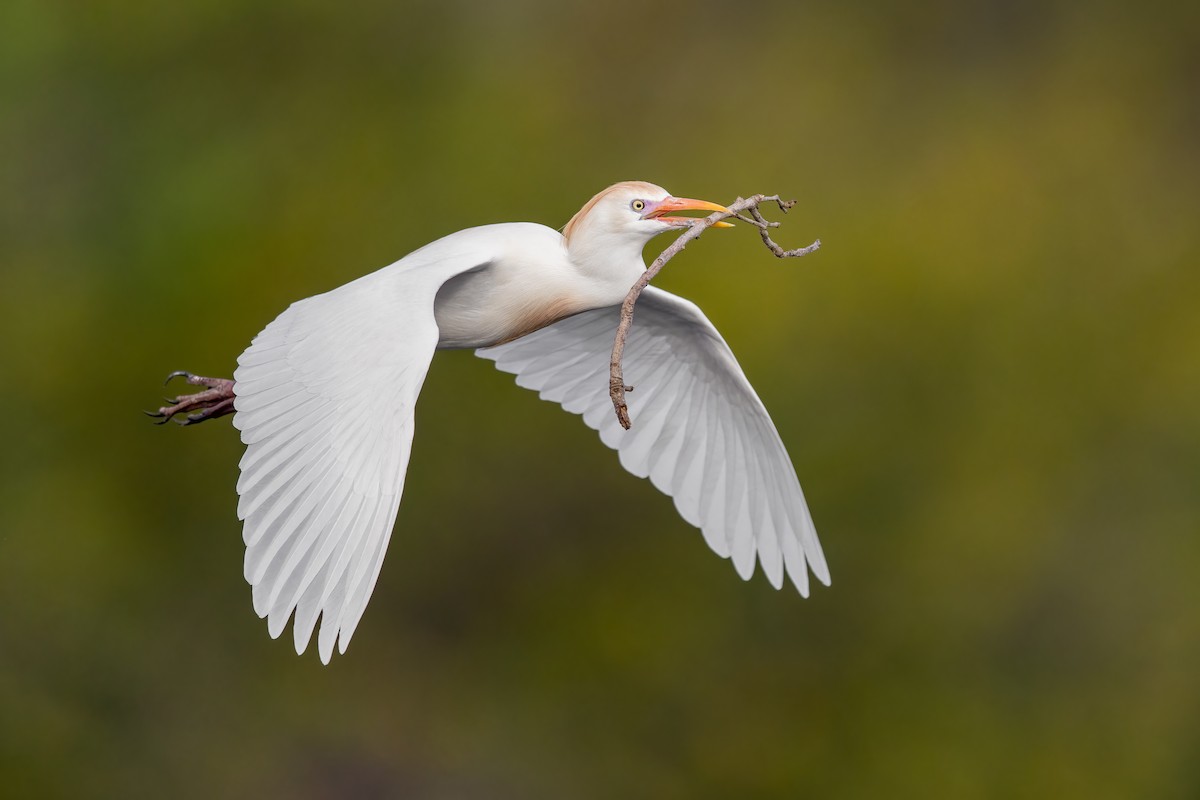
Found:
[233,234,499,663]
[477,287,829,594]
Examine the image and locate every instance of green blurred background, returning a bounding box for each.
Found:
[2,0,1198,797]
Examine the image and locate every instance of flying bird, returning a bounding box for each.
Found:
[229,181,829,663]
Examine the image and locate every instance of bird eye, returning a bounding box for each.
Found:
[631,199,645,213]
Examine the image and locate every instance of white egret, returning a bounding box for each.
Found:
[224,180,828,663]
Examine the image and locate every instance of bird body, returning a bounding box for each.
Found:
[231,181,829,663]
[430,222,612,349]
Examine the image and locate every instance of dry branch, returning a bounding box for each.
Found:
[608,194,820,430]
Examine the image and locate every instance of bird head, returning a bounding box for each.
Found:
[563,181,731,278]
[565,181,731,242]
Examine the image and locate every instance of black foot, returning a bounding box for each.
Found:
[146,371,236,426]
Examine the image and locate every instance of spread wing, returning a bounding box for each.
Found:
[232,240,491,663]
[477,287,829,595]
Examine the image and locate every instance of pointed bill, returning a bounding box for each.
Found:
[643,196,735,228]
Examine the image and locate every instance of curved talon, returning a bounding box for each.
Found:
[148,372,236,427]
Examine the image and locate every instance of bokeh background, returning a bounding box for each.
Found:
[2,1,1198,797]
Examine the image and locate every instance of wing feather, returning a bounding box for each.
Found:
[233,245,491,662]
[478,287,829,594]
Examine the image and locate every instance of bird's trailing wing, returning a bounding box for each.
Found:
[232,247,489,663]
[477,287,829,594]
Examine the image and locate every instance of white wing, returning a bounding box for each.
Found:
[478,287,829,595]
[232,239,491,663]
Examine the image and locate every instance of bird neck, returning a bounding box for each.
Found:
[565,229,650,306]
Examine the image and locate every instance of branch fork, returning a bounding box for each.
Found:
[608,194,820,430]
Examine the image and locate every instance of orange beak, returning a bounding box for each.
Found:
[643,196,734,228]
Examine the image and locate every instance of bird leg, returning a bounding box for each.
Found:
[146,371,236,426]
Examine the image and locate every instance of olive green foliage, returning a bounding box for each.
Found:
[1,1,1197,797]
